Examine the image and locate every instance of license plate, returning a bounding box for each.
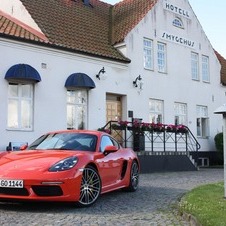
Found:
[0,179,23,188]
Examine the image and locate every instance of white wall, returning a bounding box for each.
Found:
[0,39,129,149]
[123,0,225,151]
[0,0,225,153]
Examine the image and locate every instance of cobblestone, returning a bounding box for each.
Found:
[0,168,223,226]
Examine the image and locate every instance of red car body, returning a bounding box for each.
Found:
[0,130,140,206]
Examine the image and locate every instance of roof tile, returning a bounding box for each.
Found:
[0,0,158,62]
[215,50,226,85]
[112,0,157,44]
[1,0,225,73]
[19,0,129,62]
[0,11,48,42]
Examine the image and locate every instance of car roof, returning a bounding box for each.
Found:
[45,130,106,136]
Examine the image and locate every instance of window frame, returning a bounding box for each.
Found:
[202,55,210,82]
[172,17,184,29]
[66,89,88,130]
[157,42,167,73]
[7,83,34,131]
[191,52,199,80]
[149,99,164,124]
[196,105,209,138]
[174,102,187,125]
[143,38,154,70]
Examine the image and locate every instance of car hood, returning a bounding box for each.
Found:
[0,150,84,177]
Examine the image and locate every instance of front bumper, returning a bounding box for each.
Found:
[0,170,83,202]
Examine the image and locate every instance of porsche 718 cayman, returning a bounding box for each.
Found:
[0,130,140,207]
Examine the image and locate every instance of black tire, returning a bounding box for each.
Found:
[78,166,101,207]
[125,160,139,192]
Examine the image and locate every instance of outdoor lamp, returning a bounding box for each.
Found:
[133,75,142,87]
[96,67,106,80]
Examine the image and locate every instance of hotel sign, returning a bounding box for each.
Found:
[161,31,196,49]
[163,1,191,19]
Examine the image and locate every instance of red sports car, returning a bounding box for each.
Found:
[0,130,140,207]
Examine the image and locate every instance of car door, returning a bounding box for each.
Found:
[97,135,123,187]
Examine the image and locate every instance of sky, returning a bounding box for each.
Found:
[103,0,226,58]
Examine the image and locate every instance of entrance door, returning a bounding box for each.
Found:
[106,94,123,144]
[106,95,122,123]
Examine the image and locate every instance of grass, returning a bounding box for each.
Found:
[178,182,226,226]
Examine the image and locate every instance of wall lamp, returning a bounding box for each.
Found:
[96,67,106,80]
[133,75,142,87]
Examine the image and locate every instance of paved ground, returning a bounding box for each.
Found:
[0,168,224,226]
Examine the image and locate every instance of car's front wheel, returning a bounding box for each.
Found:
[78,166,101,207]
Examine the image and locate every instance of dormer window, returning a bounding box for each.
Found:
[173,18,184,29]
[83,0,92,7]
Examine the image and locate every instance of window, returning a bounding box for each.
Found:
[100,135,119,152]
[157,42,167,73]
[196,105,209,138]
[202,55,209,82]
[172,18,184,29]
[67,90,87,130]
[191,52,199,80]
[7,83,33,130]
[149,99,164,123]
[174,102,187,125]
[143,38,154,70]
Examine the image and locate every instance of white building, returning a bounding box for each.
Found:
[0,0,226,165]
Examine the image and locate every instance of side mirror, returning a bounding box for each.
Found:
[20,144,28,151]
[103,145,118,155]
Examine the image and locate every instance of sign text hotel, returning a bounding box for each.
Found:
[163,2,191,19]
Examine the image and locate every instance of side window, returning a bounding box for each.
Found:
[196,105,209,138]
[202,55,209,82]
[100,136,119,152]
[157,42,167,73]
[191,52,199,80]
[143,38,154,70]
[149,98,164,123]
[174,102,187,125]
[7,83,33,130]
[66,90,87,129]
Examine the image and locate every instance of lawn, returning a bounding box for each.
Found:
[178,182,226,226]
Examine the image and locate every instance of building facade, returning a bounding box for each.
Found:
[0,0,226,155]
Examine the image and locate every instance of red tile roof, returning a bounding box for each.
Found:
[0,0,157,63]
[215,50,226,85]
[0,10,48,43]
[112,0,157,44]
[0,0,225,77]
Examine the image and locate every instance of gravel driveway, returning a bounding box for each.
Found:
[0,168,223,226]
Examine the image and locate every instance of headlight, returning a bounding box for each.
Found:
[49,156,78,172]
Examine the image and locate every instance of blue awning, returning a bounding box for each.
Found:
[65,73,95,90]
[5,64,41,83]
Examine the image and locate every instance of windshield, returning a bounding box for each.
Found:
[28,133,97,152]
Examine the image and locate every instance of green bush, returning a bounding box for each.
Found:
[214,132,223,152]
[214,132,223,164]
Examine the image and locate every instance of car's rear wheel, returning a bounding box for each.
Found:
[78,166,101,207]
[125,160,139,192]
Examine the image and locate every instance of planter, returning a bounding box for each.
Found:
[141,127,153,132]
[111,124,126,130]
[166,128,177,133]
[97,127,111,134]
[153,128,165,133]
[177,128,188,134]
